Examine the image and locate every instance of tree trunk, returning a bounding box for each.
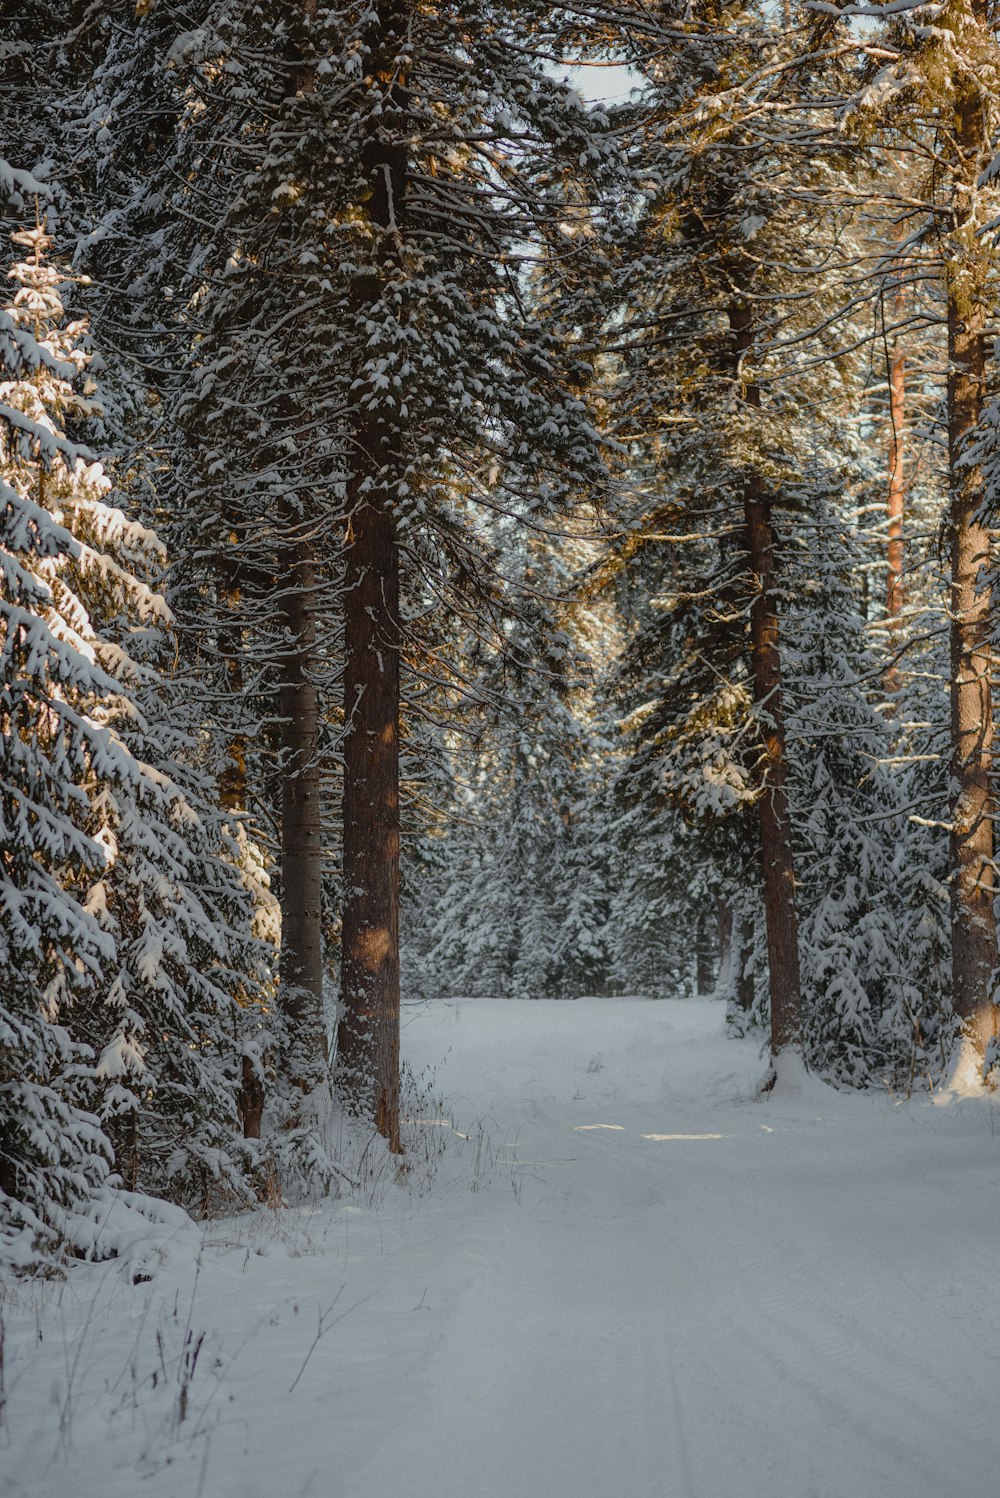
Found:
[217,523,249,819]
[884,218,907,698]
[217,533,265,1138]
[745,485,803,1054]
[946,63,998,1055]
[339,502,401,1148]
[730,301,802,1058]
[695,911,714,995]
[886,351,905,630]
[735,917,755,1015]
[277,535,327,1089]
[267,0,330,1096]
[337,1,409,1151]
[716,897,734,998]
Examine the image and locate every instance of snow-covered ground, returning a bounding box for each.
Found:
[2,997,998,1498]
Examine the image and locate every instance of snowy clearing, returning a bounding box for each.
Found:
[2,997,998,1498]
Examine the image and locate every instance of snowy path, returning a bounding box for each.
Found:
[3,998,999,1498]
[351,1000,999,1498]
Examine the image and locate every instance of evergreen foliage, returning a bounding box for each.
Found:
[4,0,1000,1265]
[0,221,268,1266]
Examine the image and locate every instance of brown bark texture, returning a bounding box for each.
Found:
[730,301,802,1057]
[337,0,409,1151]
[946,62,999,1054]
[883,347,906,700]
[735,917,756,1015]
[339,501,402,1149]
[884,219,907,699]
[268,0,330,1096]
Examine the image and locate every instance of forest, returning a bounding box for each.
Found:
[3,0,1000,1278]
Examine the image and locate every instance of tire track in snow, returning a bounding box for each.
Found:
[609,1116,997,1498]
[343,1001,999,1498]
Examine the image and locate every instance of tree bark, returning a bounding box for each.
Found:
[716,897,733,997]
[884,219,907,698]
[886,350,905,623]
[730,301,802,1058]
[277,534,327,1089]
[339,500,401,1148]
[884,346,906,700]
[337,0,409,1151]
[744,484,803,1054]
[946,59,998,1055]
[735,917,755,1015]
[695,911,714,995]
[269,0,330,1096]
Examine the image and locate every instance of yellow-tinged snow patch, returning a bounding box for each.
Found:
[641,1132,726,1141]
[933,1035,992,1102]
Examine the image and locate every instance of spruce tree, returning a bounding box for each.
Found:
[1,220,269,1259]
[105,1,618,1144]
[836,0,1000,1065]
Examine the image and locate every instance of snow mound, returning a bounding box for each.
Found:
[933,1034,991,1103]
[760,1048,857,1115]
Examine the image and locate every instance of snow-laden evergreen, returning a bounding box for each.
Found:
[1,222,133,1264]
[781,476,944,1085]
[73,1,623,1115]
[0,223,271,1266]
[405,653,612,1003]
[4,0,1000,1257]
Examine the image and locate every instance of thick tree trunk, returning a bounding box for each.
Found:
[730,301,802,1058]
[277,536,327,1089]
[337,0,409,1151]
[744,483,803,1054]
[339,501,401,1148]
[946,74,998,1054]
